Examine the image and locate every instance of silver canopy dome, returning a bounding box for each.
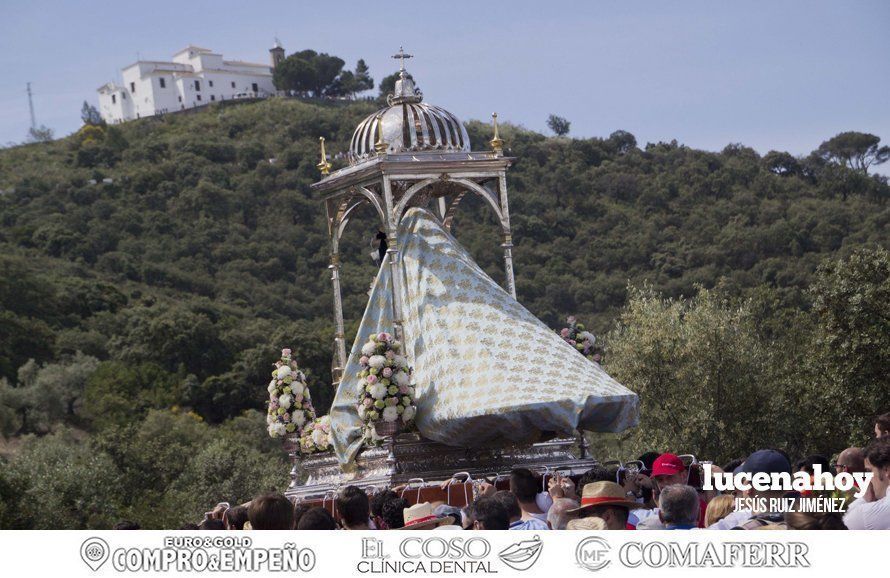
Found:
[349,67,470,163]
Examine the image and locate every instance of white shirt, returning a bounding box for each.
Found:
[510,517,549,530]
[843,494,890,530]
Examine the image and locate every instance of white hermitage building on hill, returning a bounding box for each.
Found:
[97,43,285,123]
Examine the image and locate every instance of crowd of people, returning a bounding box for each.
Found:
[116,413,890,531]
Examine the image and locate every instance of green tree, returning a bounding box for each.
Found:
[1,429,126,529]
[328,70,357,98]
[330,61,375,99]
[354,59,374,94]
[810,247,890,444]
[547,114,570,136]
[762,150,801,176]
[110,305,230,380]
[608,130,637,154]
[816,131,890,174]
[162,437,286,524]
[271,50,346,98]
[81,101,103,126]
[603,286,776,463]
[27,125,54,143]
[273,54,316,96]
[83,361,179,429]
[0,354,99,435]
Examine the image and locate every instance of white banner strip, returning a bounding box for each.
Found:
[0,529,884,577]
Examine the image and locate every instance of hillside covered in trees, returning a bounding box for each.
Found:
[0,97,888,528]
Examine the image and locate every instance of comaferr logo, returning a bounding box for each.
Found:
[576,537,611,572]
[618,542,810,569]
[575,539,810,571]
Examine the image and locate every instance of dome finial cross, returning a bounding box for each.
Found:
[392,46,413,71]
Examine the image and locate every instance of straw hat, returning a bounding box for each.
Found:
[402,502,455,529]
[566,517,607,530]
[567,481,639,514]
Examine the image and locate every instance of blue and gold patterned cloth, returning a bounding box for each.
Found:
[330,208,638,466]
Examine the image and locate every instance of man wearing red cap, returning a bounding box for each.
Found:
[639,453,707,528]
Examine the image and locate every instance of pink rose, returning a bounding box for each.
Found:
[386,397,399,406]
[359,355,369,365]
[567,316,576,324]
[282,413,291,422]
[366,374,377,384]
[560,328,570,338]
[282,348,292,357]
[382,367,393,378]
[378,332,390,342]
[269,401,279,411]
[569,339,576,346]
[398,384,409,395]
[385,350,395,359]
[363,398,373,407]
[293,392,304,403]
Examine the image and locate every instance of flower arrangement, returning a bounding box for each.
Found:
[266,348,316,438]
[299,415,332,454]
[355,332,417,428]
[559,316,603,363]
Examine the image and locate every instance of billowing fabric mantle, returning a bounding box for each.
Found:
[330,208,638,465]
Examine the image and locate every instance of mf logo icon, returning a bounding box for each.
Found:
[576,536,611,572]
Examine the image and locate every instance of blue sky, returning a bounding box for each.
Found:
[1,1,888,173]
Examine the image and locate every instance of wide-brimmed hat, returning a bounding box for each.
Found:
[567,481,639,514]
[402,502,455,529]
[566,516,608,530]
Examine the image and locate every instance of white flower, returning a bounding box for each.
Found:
[278,393,293,410]
[369,355,386,369]
[402,405,416,423]
[579,331,596,345]
[267,379,278,394]
[382,406,399,422]
[292,411,307,428]
[361,342,377,356]
[358,405,368,420]
[268,422,286,437]
[393,355,407,368]
[369,382,387,400]
[277,365,292,379]
[394,372,410,387]
[311,428,328,449]
[266,413,275,425]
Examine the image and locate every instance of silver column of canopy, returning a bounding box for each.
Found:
[311,48,516,386]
